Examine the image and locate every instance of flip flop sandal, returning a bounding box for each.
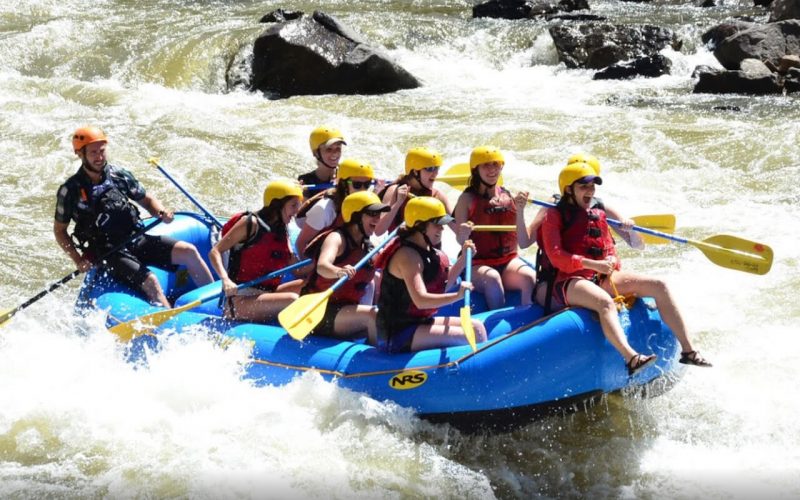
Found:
[627,353,657,376]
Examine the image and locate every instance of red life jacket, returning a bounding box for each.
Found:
[467,187,518,267]
[302,227,374,305]
[221,212,292,290]
[376,238,449,322]
[554,203,614,282]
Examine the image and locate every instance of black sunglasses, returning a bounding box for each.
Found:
[363,210,383,217]
[348,180,374,190]
[422,166,440,173]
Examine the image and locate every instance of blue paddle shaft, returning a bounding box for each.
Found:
[209,258,311,304]
[153,162,223,229]
[528,199,686,245]
[330,228,399,293]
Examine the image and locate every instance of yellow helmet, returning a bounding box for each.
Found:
[405,147,443,175]
[404,196,454,228]
[342,191,390,223]
[558,162,602,196]
[309,126,346,152]
[469,145,505,169]
[263,180,303,207]
[72,126,108,153]
[567,153,601,175]
[338,158,375,180]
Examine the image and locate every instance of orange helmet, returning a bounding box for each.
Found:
[72,126,108,153]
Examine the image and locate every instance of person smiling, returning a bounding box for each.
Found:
[295,158,376,259]
[208,180,304,323]
[540,162,712,375]
[452,146,536,310]
[297,126,346,199]
[376,147,452,236]
[301,191,390,341]
[373,197,486,353]
[54,126,213,308]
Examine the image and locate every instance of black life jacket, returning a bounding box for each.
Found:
[72,167,141,250]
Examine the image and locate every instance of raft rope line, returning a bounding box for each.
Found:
[608,272,637,312]
[247,309,565,380]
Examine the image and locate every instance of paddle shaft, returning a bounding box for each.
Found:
[327,228,399,295]
[216,258,311,303]
[1,219,162,324]
[149,159,223,229]
[464,246,472,307]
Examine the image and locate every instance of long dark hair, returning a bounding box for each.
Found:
[260,197,292,234]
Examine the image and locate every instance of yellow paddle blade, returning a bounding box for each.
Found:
[460,305,477,352]
[278,289,333,341]
[108,299,202,342]
[0,309,13,327]
[437,162,503,191]
[632,214,676,245]
[693,234,773,275]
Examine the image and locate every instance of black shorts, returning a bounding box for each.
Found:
[99,234,178,290]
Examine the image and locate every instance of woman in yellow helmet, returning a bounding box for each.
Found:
[452,146,537,310]
[538,163,711,375]
[516,153,644,310]
[375,147,452,236]
[372,197,487,353]
[297,126,346,198]
[301,191,391,340]
[208,180,305,323]
[295,158,376,260]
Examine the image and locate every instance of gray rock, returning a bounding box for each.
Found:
[693,67,783,94]
[549,22,677,69]
[714,20,800,70]
[740,57,775,76]
[249,11,419,98]
[785,67,800,91]
[701,21,757,49]
[593,54,672,79]
[769,0,800,22]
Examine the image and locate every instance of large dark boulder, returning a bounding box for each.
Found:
[701,21,757,49]
[472,0,589,20]
[693,63,783,94]
[785,67,800,91]
[593,54,672,79]
[249,11,420,98]
[549,23,678,69]
[714,20,800,69]
[770,0,800,22]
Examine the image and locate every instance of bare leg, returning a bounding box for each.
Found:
[229,291,298,323]
[472,265,505,310]
[171,242,213,287]
[565,279,638,361]
[606,271,695,353]
[409,316,487,351]
[141,273,170,307]
[332,305,377,341]
[501,257,537,306]
[276,279,304,294]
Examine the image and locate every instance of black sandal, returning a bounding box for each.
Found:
[626,353,657,376]
[680,350,712,367]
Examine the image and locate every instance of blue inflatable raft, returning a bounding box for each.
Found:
[78,213,684,432]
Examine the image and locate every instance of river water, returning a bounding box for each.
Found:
[1,0,798,497]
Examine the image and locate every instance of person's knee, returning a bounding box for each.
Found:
[474,321,488,342]
[175,242,201,260]
[596,297,617,315]
[141,273,164,294]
